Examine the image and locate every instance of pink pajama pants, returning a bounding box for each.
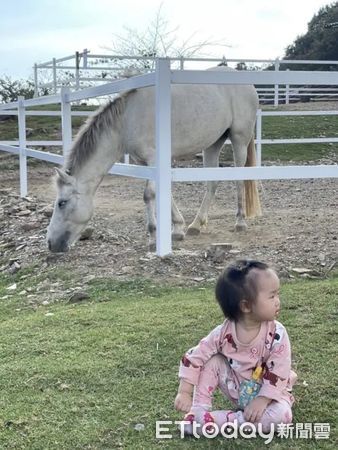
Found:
[187,354,292,434]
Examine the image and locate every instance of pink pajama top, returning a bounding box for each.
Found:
[179,320,297,406]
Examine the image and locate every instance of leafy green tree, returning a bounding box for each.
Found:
[0,77,35,103]
[0,77,50,104]
[284,1,338,70]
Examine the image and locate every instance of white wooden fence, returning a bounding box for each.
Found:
[1,59,338,255]
[34,51,338,106]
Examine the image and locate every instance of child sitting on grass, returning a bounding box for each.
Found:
[175,260,297,435]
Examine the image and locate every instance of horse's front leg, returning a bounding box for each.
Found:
[143,181,186,251]
[187,180,219,235]
[144,180,157,250]
[172,198,185,241]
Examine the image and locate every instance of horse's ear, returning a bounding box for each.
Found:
[54,167,74,185]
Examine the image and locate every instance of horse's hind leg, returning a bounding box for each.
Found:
[187,140,223,236]
[231,133,249,231]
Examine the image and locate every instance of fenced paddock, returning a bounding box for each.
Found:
[1,59,338,256]
[33,50,338,105]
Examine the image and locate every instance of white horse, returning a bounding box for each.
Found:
[47,67,261,253]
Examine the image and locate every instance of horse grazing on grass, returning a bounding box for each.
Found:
[47,67,261,253]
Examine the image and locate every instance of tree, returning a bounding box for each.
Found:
[283,2,338,70]
[91,5,229,74]
[0,76,51,104]
[0,77,35,104]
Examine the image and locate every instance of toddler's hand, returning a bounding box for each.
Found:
[243,396,271,423]
[174,392,192,413]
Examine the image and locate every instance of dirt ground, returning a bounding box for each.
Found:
[0,152,337,289]
[1,100,338,289]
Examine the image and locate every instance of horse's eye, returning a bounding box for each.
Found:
[58,200,68,209]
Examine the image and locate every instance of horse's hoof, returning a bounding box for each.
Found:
[172,232,185,241]
[235,222,248,232]
[186,226,201,236]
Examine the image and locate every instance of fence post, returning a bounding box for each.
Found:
[155,58,172,256]
[33,64,39,97]
[285,68,290,105]
[256,109,262,167]
[83,48,88,69]
[53,58,57,94]
[18,96,27,197]
[75,51,80,90]
[274,58,280,106]
[61,87,72,158]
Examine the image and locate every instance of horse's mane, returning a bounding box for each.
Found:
[65,90,133,175]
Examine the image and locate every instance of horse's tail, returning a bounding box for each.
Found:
[244,136,262,218]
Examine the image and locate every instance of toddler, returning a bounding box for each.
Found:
[174,260,297,435]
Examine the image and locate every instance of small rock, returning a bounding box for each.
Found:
[8,261,21,275]
[40,206,54,218]
[79,227,94,240]
[21,222,41,232]
[134,423,145,432]
[6,207,19,215]
[291,267,313,274]
[206,243,234,263]
[15,244,27,251]
[68,291,90,303]
[318,253,326,262]
[6,283,17,290]
[229,249,241,255]
[46,254,62,265]
[17,209,32,217]
[22,196,34,203]
[210,242,233,251]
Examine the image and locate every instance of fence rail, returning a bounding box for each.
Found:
[1,60,338,255]
[33,51,338,106]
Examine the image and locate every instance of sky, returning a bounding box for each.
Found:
[0,0,333,79]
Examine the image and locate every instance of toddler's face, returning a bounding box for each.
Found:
[250,269,280,321]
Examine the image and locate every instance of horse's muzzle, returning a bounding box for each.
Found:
[47,231,71,253]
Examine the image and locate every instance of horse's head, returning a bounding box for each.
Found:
[47,168,94,252]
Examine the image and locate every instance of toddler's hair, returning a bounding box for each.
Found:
[215,260,269,321]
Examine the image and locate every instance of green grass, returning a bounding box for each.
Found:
[0,104,96,170]
[0,271,337,449]
[0,104,96,141]
[261,115,338,161]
